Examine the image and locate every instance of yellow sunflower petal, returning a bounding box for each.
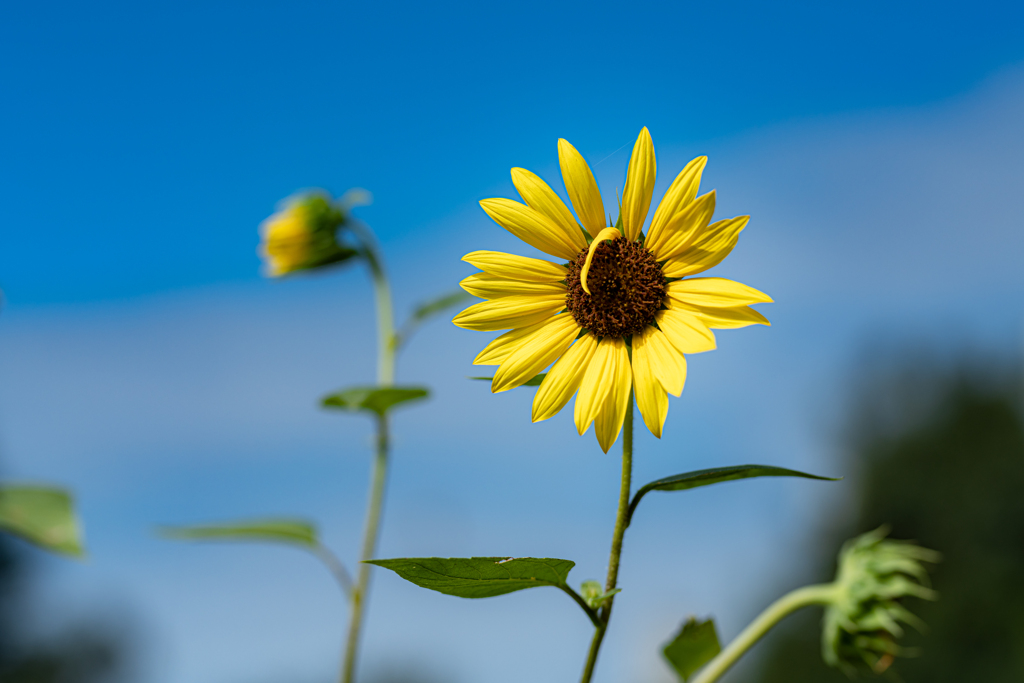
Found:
[655,309,716,354]
[661,215,748,278]
[532,332,597,422]
[511,168,587,251]
[647,190,716,261]
[462,251,567,282]
[592,341,633,452]
[648,156,708,245]
[479,198,580,261]
[668,302,771,329]
[635,325,687,396]
[473,318,552,366]
[666,277,772,308]
[558,138,605,236]
[453,295,565,332]
[579,227,622,294]
[574,337,628,437]
[460,274,566,300]
[621,127,656,242]
[492,315,580,393]
[631,330,669,438]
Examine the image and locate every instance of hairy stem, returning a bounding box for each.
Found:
[340,223,396,683]
[579,394,634,683]
[690,583,837,683]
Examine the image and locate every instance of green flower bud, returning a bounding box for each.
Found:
[822,526,940,675]
[580,580,621,610]
[258,191,358,277]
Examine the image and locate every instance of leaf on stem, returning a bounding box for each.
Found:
[322,386,429,415]
[0,486,84,557]
[663,617,721,681]
[394,290,474,350]
[627,464,840,527]
[159,518,318,548]
[468,373,547,387]
[367,557,575,598]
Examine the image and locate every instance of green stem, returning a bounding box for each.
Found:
[690,583,837,683]
[579,393,634,683]
[340,222,396,683]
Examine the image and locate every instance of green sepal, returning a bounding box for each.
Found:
[627,464,840,527]
[159,518,318,548]
[468,373,546,387]
[663,617,721,681]
[0,486,85,557]
[367,556,575,598]
[321,386,429,415]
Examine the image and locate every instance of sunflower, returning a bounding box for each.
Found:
[453,128,771,452]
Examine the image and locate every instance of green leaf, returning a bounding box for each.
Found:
[322,386,429,415]
[393,290,474,350]
[411,291,474,324]
[159,518,318,548]
[627,464,840,527]
[468,373,546,387]
[663,617,721,681]
[0,486,84,557]
[367,556,575,598]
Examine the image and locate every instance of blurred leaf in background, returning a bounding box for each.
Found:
[748,352,1024,682]
[0,486,84,557]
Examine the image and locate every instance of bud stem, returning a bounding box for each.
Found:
[340,221,396,683]
[690,583,838,683]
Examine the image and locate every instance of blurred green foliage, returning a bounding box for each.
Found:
[749,355,1024,681]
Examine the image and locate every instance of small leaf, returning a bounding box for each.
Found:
[411,291,474,324]
[0,486,84,557]
[367,556,575,598]
[627,464,839,527]
[322,386,429,415]
[663,617,721,681]
[160,518,318,548]
[393,290,474,351]
[468,373,546,387]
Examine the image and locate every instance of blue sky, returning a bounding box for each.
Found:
[2,2,1024,683]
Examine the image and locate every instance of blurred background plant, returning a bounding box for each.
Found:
[743,351,1024,682]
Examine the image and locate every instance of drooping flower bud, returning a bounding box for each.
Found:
[822,526,939,675]
[258,191,357,277]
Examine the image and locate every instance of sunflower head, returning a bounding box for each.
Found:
[259,191,357,277]
[822,527,940,675]
[455,128,772,451]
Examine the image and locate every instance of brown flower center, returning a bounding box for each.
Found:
[565,237,666,338]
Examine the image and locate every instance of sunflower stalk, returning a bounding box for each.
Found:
[340,221,396,683]
[580,391,634,683]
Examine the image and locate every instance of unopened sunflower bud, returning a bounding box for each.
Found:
[258,191,357,277]
[822,526,940,675]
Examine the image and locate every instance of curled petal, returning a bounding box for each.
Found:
[579,227,622,294]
